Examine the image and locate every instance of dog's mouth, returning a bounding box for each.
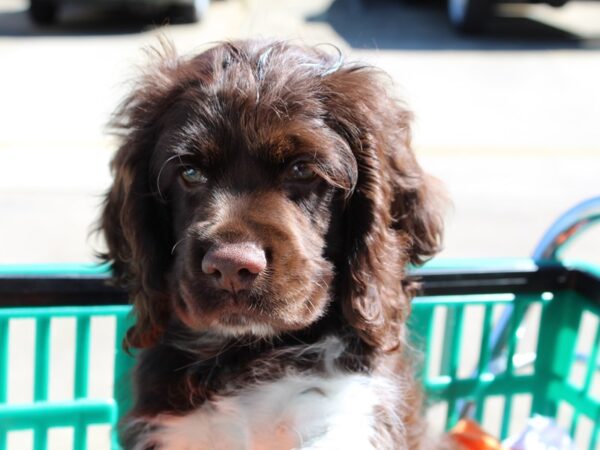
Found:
[178,283,278,334]
[216,313,276,337]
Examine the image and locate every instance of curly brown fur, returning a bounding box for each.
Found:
[100,39,444,449]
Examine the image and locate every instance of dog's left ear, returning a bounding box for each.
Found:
[387,134,445,267]
[322,66,444,352]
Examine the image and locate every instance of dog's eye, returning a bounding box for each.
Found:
[286,162,316,182]
[181,166,207,184]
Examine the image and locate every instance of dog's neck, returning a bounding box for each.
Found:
[130,309,380,417]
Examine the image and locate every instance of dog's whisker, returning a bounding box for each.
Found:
[155,154,181,202]
[171,237,189,255]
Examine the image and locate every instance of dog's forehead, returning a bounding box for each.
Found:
[154,46,351,171]
[168,98,334,165]
[195,56,332,159]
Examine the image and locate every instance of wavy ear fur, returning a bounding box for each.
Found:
[101,142,172,350]
[323,66,444,352]
[100,43,204,349]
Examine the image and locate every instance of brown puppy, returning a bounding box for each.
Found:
[101,40,444,450]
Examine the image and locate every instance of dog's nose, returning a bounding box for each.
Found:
[201,243,267,292]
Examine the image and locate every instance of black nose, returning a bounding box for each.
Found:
[201,243,267,292]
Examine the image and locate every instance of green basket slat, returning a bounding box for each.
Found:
[532,290,583,417]
[419,257,538,272]
[569,306,600,437]
[33,426,46,450]
[413,293,516,307]
[0,399,117,429]
[585,360,600,450]
[550,292,588,424]
[0,318,8,403]
[74,418,88,450]
[499,297,529,439]
[532,295,557,416]
[477,304,494,377]
[113,314,135,426]
[474,304,494,423]
[0,306,130,319]
[441,305,465,428]
[34,318,51,402]
[443,305,465,380]
[426,374,538,398]
[582,316,600,395]
[0,263,110,277]
[33,318,51,450]
[569,413,579,443]
[505,298,526,376]
[74,317,91,399]
[73,319,91,449]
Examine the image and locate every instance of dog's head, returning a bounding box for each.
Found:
[101,40,443,351]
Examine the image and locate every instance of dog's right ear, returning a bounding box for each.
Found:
[101,41,260,349]
[101,138,172,350]
[100,41,186,350]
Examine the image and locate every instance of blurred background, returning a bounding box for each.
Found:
[1,0,599,265]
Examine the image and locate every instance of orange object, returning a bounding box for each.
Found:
[449,419,507,450]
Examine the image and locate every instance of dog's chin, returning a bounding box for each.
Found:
[215,314,277,338]
[178,283,330,339]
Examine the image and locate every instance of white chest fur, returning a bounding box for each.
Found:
[131,372,392,450]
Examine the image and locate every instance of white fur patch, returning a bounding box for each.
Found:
[128,336,402,450]
[133,372,387,450]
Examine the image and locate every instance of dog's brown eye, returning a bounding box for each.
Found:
[287,162,316,182]
[181,166,207,184]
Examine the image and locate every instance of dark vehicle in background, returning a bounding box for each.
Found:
[448,0,572,32]
[29,0,209,25]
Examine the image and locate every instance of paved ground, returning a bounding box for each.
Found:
[1,0,599,265]
[1,0,599,447]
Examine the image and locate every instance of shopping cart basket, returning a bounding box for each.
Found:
[1,197,599,450]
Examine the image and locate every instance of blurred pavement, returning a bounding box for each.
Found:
[1,0,599,264]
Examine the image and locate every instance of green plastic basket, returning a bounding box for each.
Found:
[0,265,134,450]
[410,258,600,447]
[0,259,599,449]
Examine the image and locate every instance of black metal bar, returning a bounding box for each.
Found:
[412,264,569,297]
[0,265,598,308]
[0,276,127,307]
